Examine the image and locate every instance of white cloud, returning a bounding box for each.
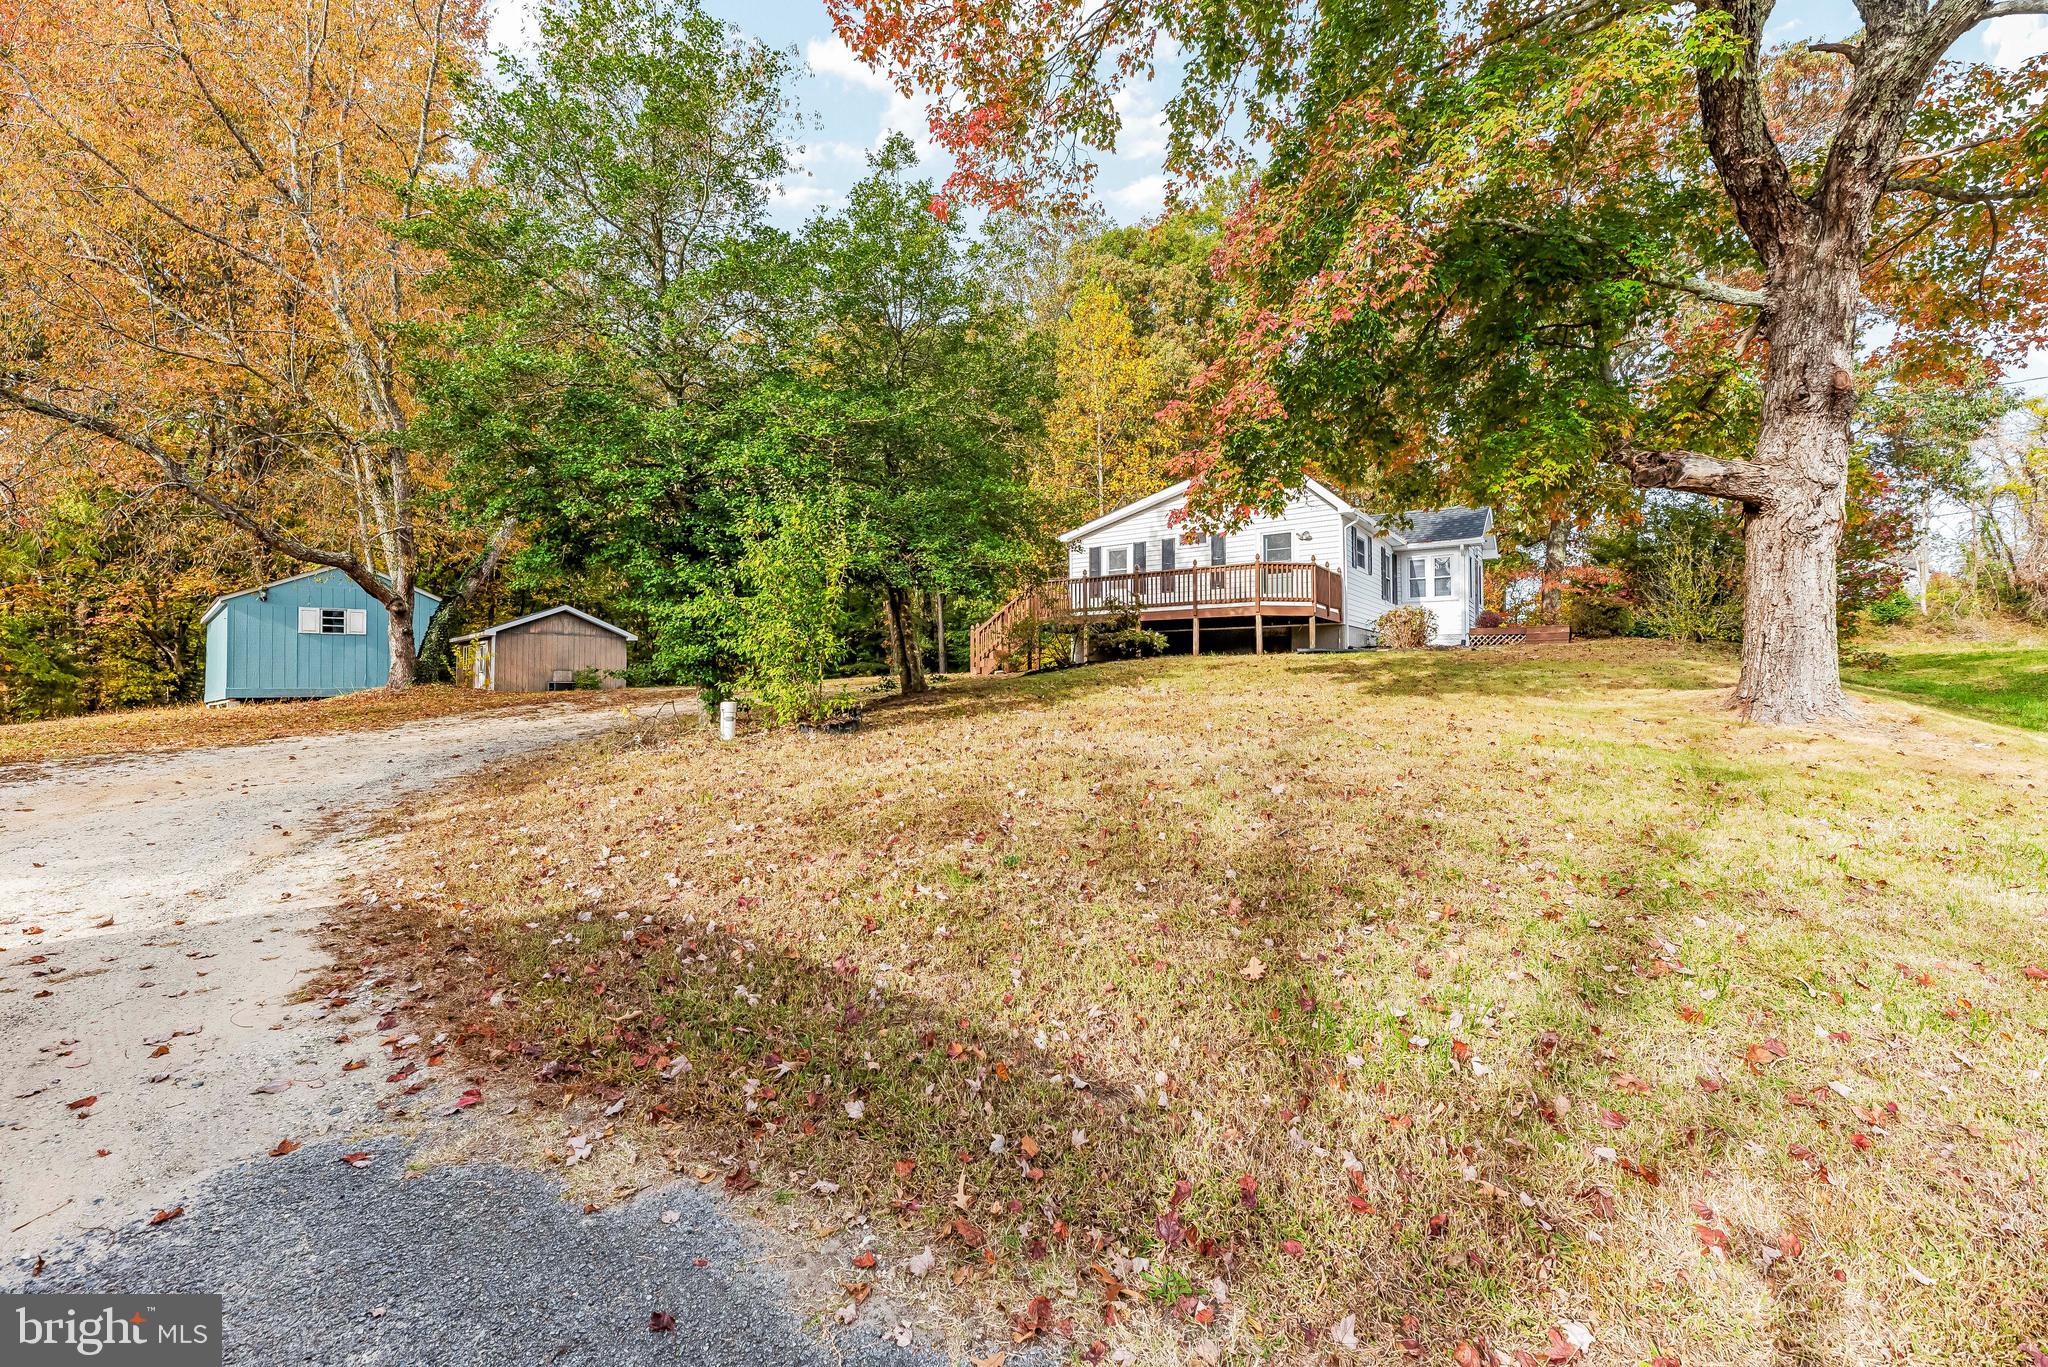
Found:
[1985,13,2048,66]
[805,36,895,94]
[1111,85,1170,161]
[1106,173,1168,219]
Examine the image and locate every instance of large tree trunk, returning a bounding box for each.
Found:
[386,596,419,689]
[882,584,927,695]
[1731,250,1858,724]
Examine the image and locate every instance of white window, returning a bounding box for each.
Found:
[1349,528,1368,569]
[1407,556,1426,598]
[298,605,366,635]
[1105,546,1130,574]
[1262,531,1292,562]
[1380,547,1393,601]
[1433,555,1453,597]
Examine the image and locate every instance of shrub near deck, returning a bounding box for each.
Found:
[352,643,2048,1366]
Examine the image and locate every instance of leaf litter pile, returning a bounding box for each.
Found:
[338,643,2048,1365]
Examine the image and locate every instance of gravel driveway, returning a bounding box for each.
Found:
[1,702,935,1363]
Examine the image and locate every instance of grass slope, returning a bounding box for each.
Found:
[347,643,2048,1366]
[1843,633,2048,732]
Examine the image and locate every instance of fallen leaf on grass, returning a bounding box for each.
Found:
[1239,957,1267,981]
[907,1247,936,1277]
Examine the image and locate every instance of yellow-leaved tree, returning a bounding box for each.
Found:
[0,0,512,686]
[1038,277,1169,539]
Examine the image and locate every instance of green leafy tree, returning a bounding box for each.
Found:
[736,489,852,724]
[784,137,1046,696]
[404,0,801,691]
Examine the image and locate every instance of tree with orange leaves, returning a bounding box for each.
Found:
[834,0,2048,723]
[0,0,510,687]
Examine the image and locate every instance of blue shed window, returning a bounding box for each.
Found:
[320,609,347,634]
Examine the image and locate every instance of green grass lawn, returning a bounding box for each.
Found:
[1843,635,2048,732]
[342,642,2048,1366]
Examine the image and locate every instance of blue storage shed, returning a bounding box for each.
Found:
[200,569,441,704]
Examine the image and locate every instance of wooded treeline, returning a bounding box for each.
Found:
[3,0,2044,721]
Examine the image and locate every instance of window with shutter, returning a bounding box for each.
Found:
[1209,533,1226,565]
[1380,548,1393,601]
[317,608,348,634]
[297,606,320,634]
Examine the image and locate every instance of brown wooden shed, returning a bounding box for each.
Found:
[452,606,635,692]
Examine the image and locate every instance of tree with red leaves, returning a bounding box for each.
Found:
[832,0,2048,722]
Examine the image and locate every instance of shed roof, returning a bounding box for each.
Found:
[199,568,442,626]
[450,604,638,644]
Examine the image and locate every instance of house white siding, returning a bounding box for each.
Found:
[1044,478,1497,658]
[1064,487,1345,586]
[1397,546,1482,643]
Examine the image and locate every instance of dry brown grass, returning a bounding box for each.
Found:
[0,685,682,767]
[340,642,2048,1365]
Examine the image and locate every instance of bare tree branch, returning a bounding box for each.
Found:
[1885,175,2047,204]
[1614,443,1776,507]
[0,381,398,606]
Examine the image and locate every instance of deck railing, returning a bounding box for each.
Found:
[970,560,1343,675]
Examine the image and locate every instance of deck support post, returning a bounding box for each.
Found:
[1254,612,1264,654]
[1309,617,1316,651]
[1191,614,1200,656]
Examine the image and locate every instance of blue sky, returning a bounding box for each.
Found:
[490,0,2048,227]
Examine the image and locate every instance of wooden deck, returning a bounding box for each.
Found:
[971,561,1343,675]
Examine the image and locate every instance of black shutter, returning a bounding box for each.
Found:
[1133,541,1147,572]
[1210,534,1226,564]
[1161,538,1176,570]
[1088,546,1101,577]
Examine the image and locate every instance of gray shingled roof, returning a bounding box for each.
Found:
[1394,507,1490,544]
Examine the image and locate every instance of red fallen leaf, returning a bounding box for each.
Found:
[949,1216,985,1248]
[269,1138,300,1157]
[1191,1303,1214,1325]
[2020,1343,2048,1367]
[723,1168,759,1193]
[1345,1194,1375,1213]
[649,1311,675,1333]
[386,1063,417,1083]
[1451,1039,1472,1063]
[1279,1239,1305,1256]
[1543,1325,1582,1362]
[1696,1223,1730,1254]
[1850,1132,1873,1151]
[1611,1072,1651,1094]
[2023,965,2048,982]
[150,1045,170,1059]
[892,1159,915,1179]
[1454,1342,1486,1367]
[342,1060,367,1072]
[1788,1142,1816,1161]
[148,1207,183,1226]
[1011,1294,1055,1342]
[1168,1177,1191,1209]
[1597,1107,1628,1129]
[340,1152,372,1167]
[1690,1200,1716,1220]
[450,1087,482,1111]
[1580,1186,1616,1220]
[1696,1074,1724,1093]
[66,1096,97,1111]
[1777,1231,1804,1259]
[1237,1173,1258,1207]
[851,1251,877,1269]
[1427,1212,1450,1238]
[1155,1212,1183,1247]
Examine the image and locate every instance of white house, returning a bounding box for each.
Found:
[970,479,1499,672]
